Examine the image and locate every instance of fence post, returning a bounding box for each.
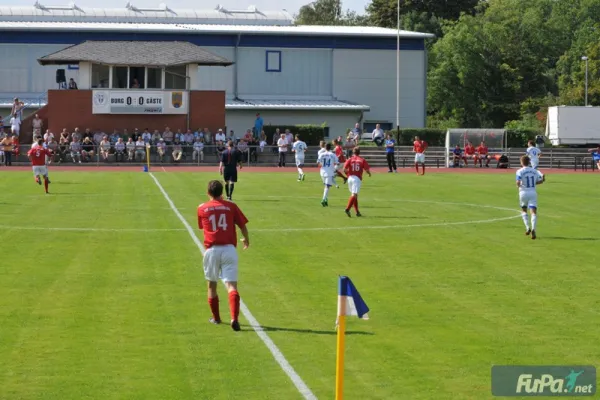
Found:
[550,149,554,168]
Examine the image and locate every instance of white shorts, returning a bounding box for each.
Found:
[32,165,48,176]
[347,175,362,194]
[203,245,238,282]
[295,157,305,167]
[519,191,538,209]
[530,159,539,169]
[415,153,425,164]
[320,171,334,186]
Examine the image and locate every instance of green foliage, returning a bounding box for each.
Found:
[262,125,326,145]
[388,128,446,146]
[295,0,368,26]
[506,129,540,148]
[367,0,478,29]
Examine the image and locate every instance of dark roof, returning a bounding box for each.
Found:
[37,41,233,67]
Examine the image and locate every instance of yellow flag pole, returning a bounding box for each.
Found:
[146,144,151,172]
[335,303,347,399]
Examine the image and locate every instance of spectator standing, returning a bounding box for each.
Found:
[385,133,397,173]
[277,133,288,167]
[83,128,93,140]
[151,130,162,145]
[372,124,385,146]
[0,134,14,166]
[135,136,146,162]
[32,114,43,137]
[259,132,267,152]
[142,129,152,145]
[227,130,237,144]
[175,129,184,143]
[243,129,253,142]
[203,128,213,145]
[110,130,120,144]
[60,128,69,143]
[70,138,82,163]
[285,129,294,152]
[216,140,226,159]
[93,130,103,145]
[271,129,280,154]
[254,113,264,138]
[10,114,20,137]
[193,137,205,162]
[11,98,24,121]
[344,132,356,158]
[0,116,4,135]
[163,127,174,145]
[126,138,135,161]
[68,78,78,89]
[114,138,126,162]
[351,123,362,141]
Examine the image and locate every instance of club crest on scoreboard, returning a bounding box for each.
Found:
[171,92,183,109]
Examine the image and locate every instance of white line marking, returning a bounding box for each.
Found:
[161,166,167,173]
[0,200,522,233]
[147,172,318,400]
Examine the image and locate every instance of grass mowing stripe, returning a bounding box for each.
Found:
[148,172,318,400]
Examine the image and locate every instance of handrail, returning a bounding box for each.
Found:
[1,94,48,128]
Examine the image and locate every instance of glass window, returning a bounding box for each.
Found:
[91,64,109,88]
[112,66,128,89]
[129,67,145,89]
[147,67,162,89]
[165,65,187,89]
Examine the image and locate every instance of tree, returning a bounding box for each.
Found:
[367,0,479,29]
[295,0,367,26]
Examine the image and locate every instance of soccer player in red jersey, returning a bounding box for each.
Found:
[413,136,427,175]
[27,138,53,194]
[343,147,371,217]
[476,141,491,167]
[197,180,250,332]
[333,139,348,186]
[464,141,476,166]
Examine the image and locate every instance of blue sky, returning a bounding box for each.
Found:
[0,0,370,16]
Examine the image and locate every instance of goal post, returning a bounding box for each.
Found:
[444,129,507,167]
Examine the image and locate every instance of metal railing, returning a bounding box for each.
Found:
[1,143,597,171]
[0,94,48,127]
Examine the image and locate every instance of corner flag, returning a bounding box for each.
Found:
[335,276,369,400]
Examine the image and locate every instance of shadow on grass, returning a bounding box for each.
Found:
[250,326,374,336]
[544,236,599,241]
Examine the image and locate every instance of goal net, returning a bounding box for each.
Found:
[444,129,507,167]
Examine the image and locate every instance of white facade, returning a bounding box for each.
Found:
[0,6,433,133]
[225,110,364,141]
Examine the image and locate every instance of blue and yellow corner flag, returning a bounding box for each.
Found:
[335,276,369,400]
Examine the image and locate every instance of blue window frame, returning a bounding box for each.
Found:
[265,50,282,72]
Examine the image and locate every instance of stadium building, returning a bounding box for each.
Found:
[0,3,433,138]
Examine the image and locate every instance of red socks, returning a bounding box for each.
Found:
[415,164,419,173]
[346,196,355,211]
[208,296,221,322]
[228,290,240,322]
[422,165,425,175]
[44,178,49,193]
[353,197,359,213]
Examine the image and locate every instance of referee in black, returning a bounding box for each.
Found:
[219,140,243,201]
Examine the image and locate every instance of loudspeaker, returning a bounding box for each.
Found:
[56,69,66,84]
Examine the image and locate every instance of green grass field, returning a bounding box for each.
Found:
[0,169,599,400]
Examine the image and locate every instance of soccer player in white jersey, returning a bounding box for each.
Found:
[292,134,307,182]
[525,140,542,169]
[317,143,339,207]
[516,155,545,240]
